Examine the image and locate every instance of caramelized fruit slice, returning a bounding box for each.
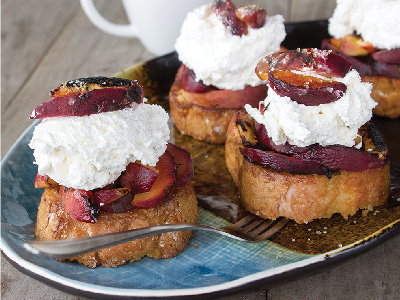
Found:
[322,39,377,76]
[178,65,268,109]
[34,173,59,188]
[322,39,400,78]
[339,35,375,56]
[93,187,130,207]
[211,0,247,36]
[294,145,388,172]
[180,65,215,93]
[255,121,310,154]
[101,193,135,213]
[132,151,177,207]
[93,188,135,213]
[118,162,159,194]
[240,147,329,175]
[59,186,99,223]
[183,84,268,109]
[166,143,194,187]
[371,60,400,78]
[30,79,143,119]
[372,48,400,64]
[256,48,352,80]
[268,70,347,105]
[235,114,328,176]
[236,5,266,29]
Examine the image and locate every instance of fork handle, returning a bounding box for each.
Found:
[24,224,212,259]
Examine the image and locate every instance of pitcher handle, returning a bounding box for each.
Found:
[80,0,137,37]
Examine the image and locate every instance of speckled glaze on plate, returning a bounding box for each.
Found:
[2,21,400,299]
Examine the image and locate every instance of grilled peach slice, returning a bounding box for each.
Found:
[166,143,194,187]
[118,162,159,194]
[240,147,329,175]
[268,70,347,105]
[30,78,143,119]
[322,39,400,78]
[322,39,377,76]
[180,65,215,93]
[93,188,135,213]
[372,49,400,64]
[293,145,388,172]
[339,35,375,56]
[93,187,130,208]
[59,186,99,223]
[236,5,266,29]
[255,120,310,154]
[183,84,268,109]
[256,48,352,80]
[256,49,351,105]
[371,61,400,78]
[132,151,177,207]
[178,65,268,109]
[101,193,135,213]
[34,173,59,188]
[211,0,247,36]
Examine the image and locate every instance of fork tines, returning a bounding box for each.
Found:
[225,214,289,241]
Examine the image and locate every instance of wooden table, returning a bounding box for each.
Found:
[2,1,399,299]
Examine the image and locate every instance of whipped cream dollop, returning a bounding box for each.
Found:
[245,70,376,148]
[329,0,400,50]
[175,4,285,90]
[29,102,170,190]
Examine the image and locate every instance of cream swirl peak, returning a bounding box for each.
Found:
[175,3,285,91]
[329,0,400,50]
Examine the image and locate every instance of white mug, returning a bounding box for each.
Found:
[80,0,210,56]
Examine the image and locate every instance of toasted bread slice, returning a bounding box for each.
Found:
[169,66,267,144]
[169,74,239,144]
[363,76,400,119]
[35,183,198,268]
[225,111,391,223]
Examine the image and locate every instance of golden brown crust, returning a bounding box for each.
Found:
[225,111,391,223]
[169,75,238,144]
[225,112,246,186]
[363,76,400,119]
[35,184,199,268]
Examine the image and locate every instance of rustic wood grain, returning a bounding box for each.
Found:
[1,0,79,113]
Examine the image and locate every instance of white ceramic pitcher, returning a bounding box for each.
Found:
[80,0,210,56]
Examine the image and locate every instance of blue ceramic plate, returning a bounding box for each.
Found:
[2,21,400,299]
[2,121,400,299]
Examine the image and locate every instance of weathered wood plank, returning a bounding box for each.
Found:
[268,235,400,299]
[1,0,80,112]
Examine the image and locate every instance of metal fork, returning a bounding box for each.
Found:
[23,214,289,259]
